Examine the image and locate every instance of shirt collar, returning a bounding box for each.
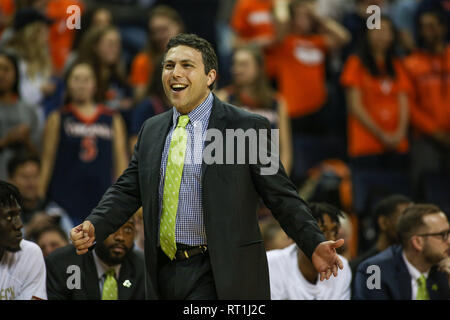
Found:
[172,92,213,126]
[93,249,121,280]
[402,250,429,281]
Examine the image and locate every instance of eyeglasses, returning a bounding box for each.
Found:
[417,229,450,242]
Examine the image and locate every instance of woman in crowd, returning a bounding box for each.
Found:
[340,16,411,214]
[128,5,184,102]
[216,45,293,175]
[39,61,128,225]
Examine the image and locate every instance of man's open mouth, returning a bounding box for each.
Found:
[171,84,188,92]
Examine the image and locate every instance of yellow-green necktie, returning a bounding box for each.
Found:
[416,275,430,300]
[160,115,190,260]
[102,269,118,300]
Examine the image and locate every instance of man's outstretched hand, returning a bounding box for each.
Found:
[70,220,96,255]
[312,239,345,281]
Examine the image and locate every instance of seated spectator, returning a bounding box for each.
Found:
[216,45,293,174]
[0,50,40,180]
[39,61,128,226]
[403,10,450,214]
[7,152,74,236]
[129,57,170,152]
[273,0,350,184]
[4,8,56,116]
[341,16,411,215]
[350,195,412,276]
[353,204,450,300]
[260,216,293,251]
[0,180,47,300]
[45,217,146,300]
[129,5,184,102]
[34,224,69,257]
[267,202,352,299]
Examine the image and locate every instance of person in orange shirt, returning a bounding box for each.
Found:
[46,0,84,75]
[272,0,350,183]
[128,5,184,102]
[340,16,411,215]
[403,10,450,209]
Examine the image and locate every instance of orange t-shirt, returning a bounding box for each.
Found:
[231,0,279,78]
[46,0,84,73]
[340,55,410,157]
[0,0,15,36]
[274,34,328,118]
[129,52,154,87]
[402,46,450,136]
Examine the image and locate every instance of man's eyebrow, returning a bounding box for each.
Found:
[163,59,196,64]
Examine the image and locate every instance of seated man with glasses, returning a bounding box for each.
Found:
[354,204,450,299]
[267,203,352,300]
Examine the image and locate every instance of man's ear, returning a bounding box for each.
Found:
[378,216,387,232]
[206,69,217,88]
[410,235,424,252]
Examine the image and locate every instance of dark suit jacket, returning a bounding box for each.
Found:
[85,95,326,299]
[45,245,145,300]
[353,245,450,300]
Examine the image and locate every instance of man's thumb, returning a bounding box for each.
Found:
[82,221,91,236]
[331,238,345,248]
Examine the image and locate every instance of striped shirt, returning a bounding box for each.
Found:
[158,92,213,246]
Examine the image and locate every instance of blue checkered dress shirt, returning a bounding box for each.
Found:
[158,92,213,246]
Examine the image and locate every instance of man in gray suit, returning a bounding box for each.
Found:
[70,33,345,299]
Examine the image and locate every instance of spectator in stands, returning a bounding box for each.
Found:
[350,194,412,275]
[46,0,84,75]
[354,204,450,299]
[45,217,146,300]
[403,10,450,214]
[34,224,69,257]
[340,16,411,215]
[0,180,47,300]
[216,45,293,174]
[267,202,352,299]
[260,216,293,251]
[129,5,184,102]
[7,152,74,236]
[5,8,56,115]
[0,51,40,180]
[134,208,145,252]
[273,0,350,184]
[76,25,134,132]
[39,61,128,226]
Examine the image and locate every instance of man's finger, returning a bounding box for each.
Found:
[337,256,344,270]
[332,264,338,277]
[82,221,92,237]
[320,271,325,281]
[326,268,332,280]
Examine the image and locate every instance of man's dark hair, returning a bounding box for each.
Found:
[0,180,23,209]
[33,224,68,243]
[0,50,20,95]
[309,202,343,226]
[396,204,441,248]
[7,152,40,179]
[373,194,412,218]
[164,33,218,90]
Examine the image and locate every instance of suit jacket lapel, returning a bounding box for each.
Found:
[201,95,226,182]
[83,252,101,300]
[118,257,134,300]
[394,247,413,300]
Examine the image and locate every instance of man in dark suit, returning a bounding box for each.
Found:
[46,217,145,300]
[70,33,345,300]
[354,204,450,300]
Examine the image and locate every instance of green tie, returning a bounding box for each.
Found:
[160,115,190,260]
[102,269,118,300]
[416,275,430,300]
